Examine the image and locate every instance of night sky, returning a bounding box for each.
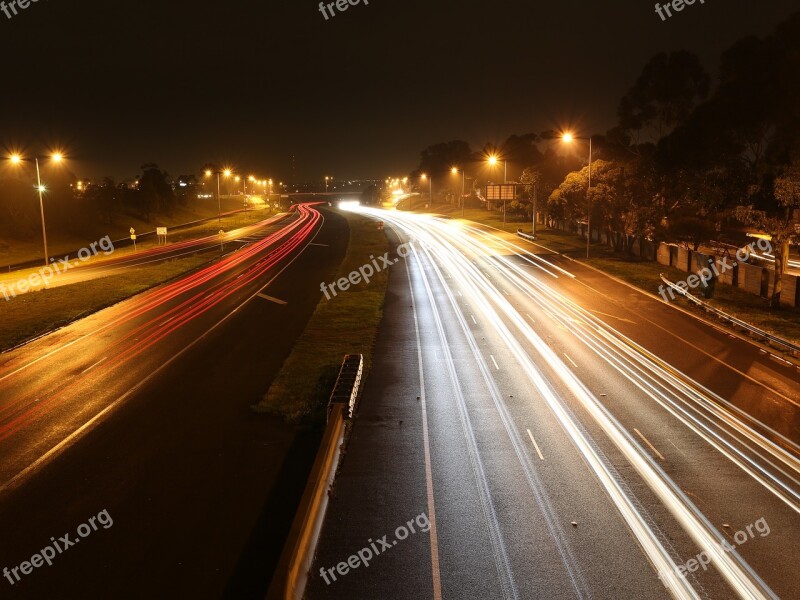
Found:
[1,0,798,181]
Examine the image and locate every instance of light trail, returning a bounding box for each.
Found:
[345,205,788,600]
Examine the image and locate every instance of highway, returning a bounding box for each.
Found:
[0,211,293,297]
[309,208,800,600]
[0,203,346,598]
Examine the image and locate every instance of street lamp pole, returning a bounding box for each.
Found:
[216,172,222,224]
[587,137,592,259]
[461,170,466,218]
[561,133,593,258]
[34,158,49,265]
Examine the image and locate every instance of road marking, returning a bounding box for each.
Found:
[667,438,687,458]
[490,355,500,370]
[403,256,443,600]
[257,293,287,305]
[526,429,545,460]
[563,353,578,368]
[634,428,665,461]
[81,357,107,375]
[589,309,636,325]
[471,315,477,325]
[309,242,328,247]
[159,316,176,327]
[526,312,535,323]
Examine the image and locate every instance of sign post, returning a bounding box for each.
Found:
[130,227,137,251]
[156,227,167,245]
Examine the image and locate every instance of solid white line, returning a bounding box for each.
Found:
[80,356,108,375]
[563,353,578,368]
[526,429,545,460]
[403,250,443,600]
[490,355,500,370]
[634,428,666,461]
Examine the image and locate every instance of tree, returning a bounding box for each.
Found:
[735,163,800,308]
[616,51,710,148]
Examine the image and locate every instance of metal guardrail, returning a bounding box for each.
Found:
[660,274,800,356]
[516,229,536,242]
[327,354,364,421]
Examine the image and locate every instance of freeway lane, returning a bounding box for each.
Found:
[309,208,799,600]
[0,204,348,597]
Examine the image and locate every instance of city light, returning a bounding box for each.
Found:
[562,132,574,143]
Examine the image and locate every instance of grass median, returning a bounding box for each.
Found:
[255,213,389,423]
[0,255,211,352]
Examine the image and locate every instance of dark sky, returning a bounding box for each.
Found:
[1,0,798,182]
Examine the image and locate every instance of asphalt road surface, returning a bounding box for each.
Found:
[0,204,349,598]
[308,208,799,600]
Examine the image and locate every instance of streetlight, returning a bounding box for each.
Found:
[451,167,466,217]
[420,173,432,206]
[487,154,507,183]
[561,132,593,258]
[8,151,64,265]
[325,176,331,193]
[204,166,234,223]
[487,154,509,223]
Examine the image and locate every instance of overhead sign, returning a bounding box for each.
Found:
[486,184,517,201]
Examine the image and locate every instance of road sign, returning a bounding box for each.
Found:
[156,227,167,236]
[486,184,517,201]
[129,227,135,235]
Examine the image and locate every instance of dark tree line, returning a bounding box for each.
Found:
[409,11,800,307]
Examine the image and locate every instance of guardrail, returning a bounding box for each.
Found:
[516,229,536,242]
[660,274,800,357]
[266,354,364,600]
[327,354,364,422]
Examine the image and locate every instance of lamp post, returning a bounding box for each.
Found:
[562,133,592,258]
[451,167,465,217]
[9,152,63,265]
[325,176,331,193]
[420,173,432,206]
[205,167,233,223]
[488,154,509,223]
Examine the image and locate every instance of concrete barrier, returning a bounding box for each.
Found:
[657,243,671,267]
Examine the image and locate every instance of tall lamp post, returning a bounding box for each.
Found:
[420,173,432,206]
[562,133,592,258]
[451,167,466,217]
[9,152,63,265]
[205,167,233,223]
[488,154,509,223]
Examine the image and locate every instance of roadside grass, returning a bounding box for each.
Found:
[0,255,211,352]
[418,204,800,346]
[0,200,274,267]
[255,214,389,423]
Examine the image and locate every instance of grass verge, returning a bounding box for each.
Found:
[0,255,211,352]
[254,214,389,422]
[421,204,800,346]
